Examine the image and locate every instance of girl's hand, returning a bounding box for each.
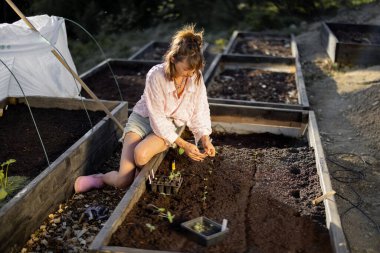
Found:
[183,142,207,161]
[202,137,216,157]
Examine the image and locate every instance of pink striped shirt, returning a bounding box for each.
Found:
[133,63,212,144]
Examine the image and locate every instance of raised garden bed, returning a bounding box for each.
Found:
[128,41,170,61]
[80,59,158,106]
[128,40,213,72]
[89,104,348,253]
[0,96,128,253]
[204,54,309,109]
[321,22,380,66]
[224,31,298,58]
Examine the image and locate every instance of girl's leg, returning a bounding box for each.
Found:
[102,132,142,189]
[134,133,169,167]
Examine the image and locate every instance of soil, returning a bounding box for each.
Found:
[0,104,104,206]
[109,133,332,253]
[21,147,126,252]
[297,2,380,252]
[135,44,168,61]
[335,30,380,44]
[208,68,298,104]
[81,65,150,105]
[17,3,380,253]
[232,38,292,57]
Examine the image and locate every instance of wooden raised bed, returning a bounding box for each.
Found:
[0,97,128,253]
[80,58,158,107]
[89,104,348,253]
[128,41,210,62]
[204,54,309,109]
[321,22,380,66]
[224,30,298,58]
[128,41,170,61]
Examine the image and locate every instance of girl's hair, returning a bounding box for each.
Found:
[164,24,204,84]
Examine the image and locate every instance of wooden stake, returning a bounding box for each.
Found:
[5,0,124,131]
[312,190,336,206]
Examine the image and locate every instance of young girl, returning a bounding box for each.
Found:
[75,24,215,193]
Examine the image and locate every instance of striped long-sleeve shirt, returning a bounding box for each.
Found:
[133,63,212,145]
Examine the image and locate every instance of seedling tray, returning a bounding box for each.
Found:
[224,30,297,58]
[89,104,348,253]
[321,22,380,65]
[150,174,183,195]
[79,58,158,107]
[0,96,128,253]
[181,216,229,246]
[204,54,309,109]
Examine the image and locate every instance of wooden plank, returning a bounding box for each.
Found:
[16,96,121,111]
[307,111,349,253]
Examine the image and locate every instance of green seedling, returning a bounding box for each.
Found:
[169,171,181,181]
[178,147,185,155]
[0,159,16,200]
[169,160,181,181]
[201,186,208,203]
[148,204,175,223]
[145,223,156,232]
[193,221,206,233]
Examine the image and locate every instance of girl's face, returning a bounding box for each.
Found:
[175,60,195,78]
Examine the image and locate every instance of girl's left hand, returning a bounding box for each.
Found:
[202,137,216,157]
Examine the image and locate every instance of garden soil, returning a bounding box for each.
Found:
[18,2,380,252]
[208,68,298,103]
[110,133,332,253]
[232,37,292,57]
[0,104,104,207]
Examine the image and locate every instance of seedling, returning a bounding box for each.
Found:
[0,159,16,200]
[178,147,185,155]
[145,223,156,232]
[193,222,206,233]
[148,204,175,223]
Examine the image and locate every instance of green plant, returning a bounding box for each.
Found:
[145,223,156,232]
[0,159,16,200]
[193,221,206,233]
[178,147,185,155]
[148,204,175,223]
[169,170,181,181]
[201,185,208,203]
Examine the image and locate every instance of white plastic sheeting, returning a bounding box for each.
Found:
[0,15,80,101]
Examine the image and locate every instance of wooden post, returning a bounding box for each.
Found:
[5,0,124,131]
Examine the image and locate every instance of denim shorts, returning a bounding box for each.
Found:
[120,112,153,141]
[120,112,178,148]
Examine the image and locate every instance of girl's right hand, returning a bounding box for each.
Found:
[183,142,207,161]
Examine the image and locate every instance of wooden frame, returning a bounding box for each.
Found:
[0,97,128,253]
[321,22,380,66]
[204,54,309,109]
[89,105,348,253]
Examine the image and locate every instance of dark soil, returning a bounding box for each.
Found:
[0,104,104,199]
[134,44,168,61]
[335,30,380,44]
[232,38,292,57]
[81,65,150,105]
[208,68,298,104]
[110,132,332,253]
[22,147,126,252]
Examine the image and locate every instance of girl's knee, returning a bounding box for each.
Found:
[134,147,151,167]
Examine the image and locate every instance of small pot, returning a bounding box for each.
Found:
[181,216,229,246]
[150,175,183,195]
